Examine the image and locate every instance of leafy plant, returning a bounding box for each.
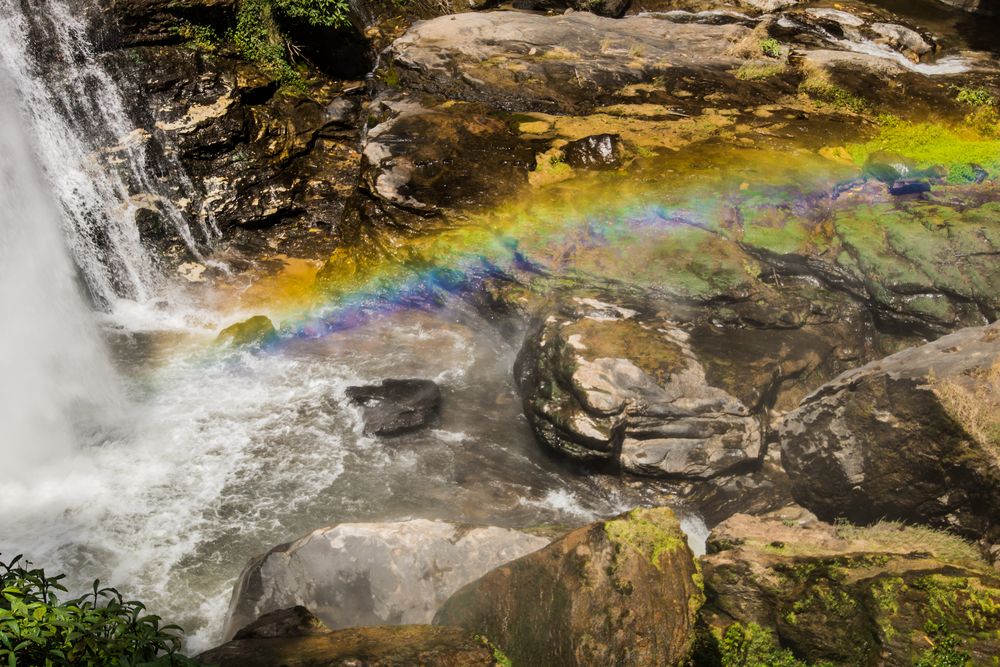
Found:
[759,38,782,59]
[173,22,220,52]
[718,623,828,667]
[0,554,198,667]
[916,622,973,667]
[954,86,997,109]
[228,0,352,89]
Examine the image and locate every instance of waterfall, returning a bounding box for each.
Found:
[0,0,214,308]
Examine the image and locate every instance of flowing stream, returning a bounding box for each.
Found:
[0,0,702,652]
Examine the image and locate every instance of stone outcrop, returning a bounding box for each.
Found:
[223,519,549,639]
[515,295,763,478]
[434,507,703,667]
[699,508,1000,665]
[198,607,502,666]
[346,378,442,436]
[780,321,1000,561]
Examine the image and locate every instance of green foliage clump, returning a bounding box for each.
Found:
[717,623,828,667]
[954,86,997,109]
[759,38,782,58]
[915,623,972,667]
[228,0,351,89]
[0,555,197,667]
[734,62,785,81]
[174,22,220,51]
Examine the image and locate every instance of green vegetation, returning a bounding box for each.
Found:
[846,116,1000,184]
[174,22,220,52]
[475,635,513,667]
[915,623,972,667]
[954,86,997,109]
[934,359,1000,460]
[0,555,196,667]
[228,0,351,89]
[717,623,827,667]
[603,508,685,571]
[734,62,785,81]
[759,38,782,58]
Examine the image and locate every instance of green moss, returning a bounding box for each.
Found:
[603,508,685,571]
[800,74,866,114]
[846,118,1000,183]
[716,623,826,667]
[916,622,973,667]
[476,635,513,667]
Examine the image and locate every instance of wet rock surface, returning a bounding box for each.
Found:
[197,619,500,666]
[434,507,702,667]
[700,507,1000,665]
[346,378,443,436]
[223,519,549,638]
[780,321,1000,561]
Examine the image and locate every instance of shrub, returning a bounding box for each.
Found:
[759,38,782,58]
[717,623,829,667]
[0,555,197,667]
[954,86,997,109]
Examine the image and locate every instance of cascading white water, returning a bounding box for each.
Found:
[0,0,215,307]
[0,68,124,469]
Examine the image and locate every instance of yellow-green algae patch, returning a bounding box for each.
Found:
[603,507,686,571]
[846,117,1000,183]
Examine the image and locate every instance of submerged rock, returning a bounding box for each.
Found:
[434,507,703,667]
[198,614,501,667]
[346,378,443,436]
[223,519,549,639]
[780,321,1000,561]
[699,508,1000,665]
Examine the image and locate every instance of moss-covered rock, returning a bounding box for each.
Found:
[434,507,703,667]
[699,508,1000,666]
[216,314,278,346]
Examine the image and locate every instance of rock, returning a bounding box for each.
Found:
[345,378,443,436]
[233,606,331,640]
[937,0,997,15]
[216,315,278,347]
[361,95,534,216]
[515,295,763,478]
[870,22,933,61]
[863,151,916,183]
[197,620,502,667]
[780,321,1000,560]
[888,178,931,196]
[223,519,549,639]
[567,0,631,17]
[388,11,749,114]
[562,134,625,170]
[434,507,703,667]
[737,0,797,12]
[699,509,1000,665]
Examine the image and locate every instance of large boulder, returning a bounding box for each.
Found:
[434,507,703,667]
[699,508,1000,665]
[387,11,749,114]
[223,520,549,639]
[780,321,1000,561]
[198,607,502,666]
[514,295,764,479]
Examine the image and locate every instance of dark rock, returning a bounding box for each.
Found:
[562,133,625,170]
[196,623,501,666]
[567,0,631,18]
[223,519,548,639]
[346,378,443,436]
[780,321,1000,561]
[888,178,931,195]
[361,95,534,217]
[233,606,330,640]
[863,151,915,183]
[699,508,1000,666]
[434,507,703,667]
